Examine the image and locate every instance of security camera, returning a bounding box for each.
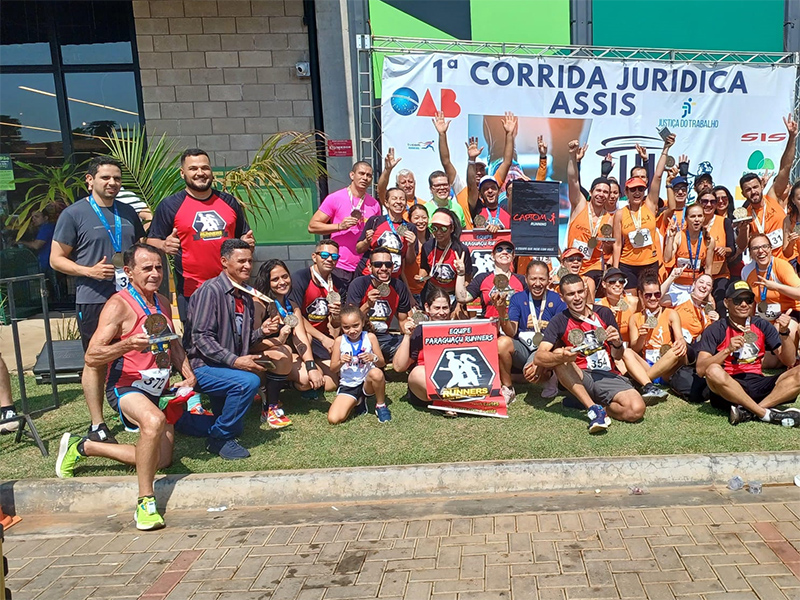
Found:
[295,62,310,77]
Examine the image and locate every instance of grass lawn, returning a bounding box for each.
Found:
[1,372,799,482]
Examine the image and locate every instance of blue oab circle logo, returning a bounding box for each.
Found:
[390,87,419,116]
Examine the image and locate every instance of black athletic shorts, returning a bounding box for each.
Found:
[76,303,106,351]
[709,372,780,412]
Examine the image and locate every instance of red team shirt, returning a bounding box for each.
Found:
[288,267,345,334]
[149,190,250,297]
[466,272,525,318]
[357,215,411,277]
[420,238,472,293]
[696,317,781,376]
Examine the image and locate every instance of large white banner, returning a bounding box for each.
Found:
[381,53,796,205]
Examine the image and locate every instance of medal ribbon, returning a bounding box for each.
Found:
[587,203,602,238]
[387,217,407,237]
[686,231,703,275]
[431,241,452,279]
[274,298,293,318]
[87,195,122,253]
[528,292,547,333]
[756,260,773,303]
[346,333,363,358]
[750,203,766,234]
[485,206,502,226]
[628,205,643,231]
[310,266,332,293]
[127,287,169,353]
[348,188,365,213]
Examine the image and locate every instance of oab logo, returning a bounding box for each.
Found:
[389,87,461,118]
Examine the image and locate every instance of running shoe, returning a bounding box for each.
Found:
[768,407,800,428]
[375,404,392,423]
[729,405,756,426]
[501,385,517,405]
[55,433,84,478]
[0,406,19,434]
[262,406,292,429]
[641,383,668,404]
[86,422,117,444]
[587,404,611,434]
[135,496,165,531]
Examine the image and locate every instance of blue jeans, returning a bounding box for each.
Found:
[194,365,261,441]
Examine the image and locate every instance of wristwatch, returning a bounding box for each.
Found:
[305,360,318,371]
[779,329,790,337]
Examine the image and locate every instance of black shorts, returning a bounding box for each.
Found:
[709,372,781,412]
[336,382,368,401]
[617,262,659,290]
[375,332,402,360]
[106,386,160,431]
[76,303,106,351]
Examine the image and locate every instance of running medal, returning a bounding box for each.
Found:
[493,273,509,291]
[532,331,544,346]
[659,344,672,357]
[473,214,487,228]
[633,231,645,247]
[350,209,362,220]
[757,301,769,315]
[411,310,429,325]
[568,329,585,346]
[617,299,629,311]
[665,155,675,168]
[556,266,569,280]
[645,315,658,329]
[396,224,408,236]
[587,237,598,249]
[732,208,751,223]
[377,282,391,297]
[743,331,757,344]
[703,302,714,314]
[327,291,341,304]
[155,352,171,369]
[600,224,614,240]
[284,314,299,328]
[112,252,125,268]
[594,328,608,345]
[144,314,169,336]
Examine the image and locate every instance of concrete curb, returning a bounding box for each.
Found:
[3,451,799,515]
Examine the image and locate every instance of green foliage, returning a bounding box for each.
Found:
[101,125,183,211]
[219,131,326,226]
[11,160,87,240]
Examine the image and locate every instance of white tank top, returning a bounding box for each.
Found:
[338,331,373,387]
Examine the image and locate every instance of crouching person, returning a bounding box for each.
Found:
[56,243,196,531]
[534,274,646,433]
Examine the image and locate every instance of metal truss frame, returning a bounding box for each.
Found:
[356,35,800,185]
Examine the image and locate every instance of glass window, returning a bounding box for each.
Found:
[57,1,133,65]
[64,72,140,162]
[0,1,52,66]
[0,73,64,161]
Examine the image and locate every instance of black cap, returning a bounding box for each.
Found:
[602,267,625,281]
[725,279,755,299]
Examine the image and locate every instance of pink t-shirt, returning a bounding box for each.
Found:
[318,187,380,272]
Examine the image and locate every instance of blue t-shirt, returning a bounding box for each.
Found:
[507,290,566,336]
[35,222,55,272]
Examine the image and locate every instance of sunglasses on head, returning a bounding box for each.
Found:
[643,291,662,299]
[372,261,393,269]
[429,224,451,233]
[494,246,514,254]
[317,251,340,261]
[731,295,755,305]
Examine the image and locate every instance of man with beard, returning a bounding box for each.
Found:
[147,149,255,321]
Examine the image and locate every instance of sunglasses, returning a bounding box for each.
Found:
[429,224,451,233]
[494,246,514,254]
[699,198,716,205]
[606,278,627,286]
[643,291,662,299]
[564,256,583,262]
[317,251,340,261]
[731,296,755,305]
[628,186,647,193]
[372,261,393,269]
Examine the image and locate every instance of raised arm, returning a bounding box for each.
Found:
[646,134,675,213]
[433,111,457,185]
[494,111,518,185]
[377,148,401,205]
[466,137,483,208]
[536,136,548,181]
[567,140,587,214]
[769,114,797,207]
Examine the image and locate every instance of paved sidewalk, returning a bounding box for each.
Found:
[4,486,800,600]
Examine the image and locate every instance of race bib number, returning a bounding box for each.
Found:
[571,238,592,260]
[628,228,653,248]
[586,349,612,371]
[131,367,171,397]
[758,303,782,321]
[676,257,693,270]
[645,348,661,365]
[115,268,129,292]
[767,228,783,249]
[681,328,693,344]
[519,331,537,351]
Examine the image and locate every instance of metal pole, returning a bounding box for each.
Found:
[39,275,59,409]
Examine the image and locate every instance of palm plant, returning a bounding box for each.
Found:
[11,160,87,239]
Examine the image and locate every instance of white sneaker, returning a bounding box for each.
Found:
[0,407,19,434]
[501,385,516,405]
[541,374,559,399]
